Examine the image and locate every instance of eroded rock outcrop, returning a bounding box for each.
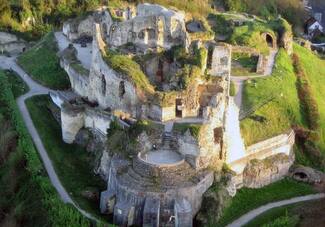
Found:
[243,153,294,188]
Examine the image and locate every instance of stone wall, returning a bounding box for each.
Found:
[60,55,89,97]
[0,32,27,54]
[63,15,95,40]
[60,102,112,144]
[88,25,141,117]
[242,153,294,188]
[61,105,85,143]
[207,43,232,77]
[228,130,295,188]
[100,157,214,226]
[107,3,187,51]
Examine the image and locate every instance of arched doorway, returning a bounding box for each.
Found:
[265,33,274,48]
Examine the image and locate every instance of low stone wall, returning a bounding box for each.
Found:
[228,130,295,188]
[133,153,185,178]
[60,57,89,97]
[0,32,27,55]
[232,45,259,55]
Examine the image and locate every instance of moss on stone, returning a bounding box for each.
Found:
[103,50,155,95]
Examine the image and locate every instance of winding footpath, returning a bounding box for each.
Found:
[0,56,98,222]
[227,193,325,227]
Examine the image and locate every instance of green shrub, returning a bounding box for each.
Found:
[0,71,91,226]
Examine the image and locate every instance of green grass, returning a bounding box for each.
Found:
[232,53,259,76]
[173,123,202,139]
[293,44,325,152]
[244,203,300,227]
[3,69,29,98]
[216,178,315,226]
[229,21,276,55]
[240,49,305,145]
[25,95,108,222]
[103,50,155,95]
[17,32,70,90]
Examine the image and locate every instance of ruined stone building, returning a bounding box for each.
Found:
[51,3,295,226]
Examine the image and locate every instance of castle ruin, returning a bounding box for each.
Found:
[51,3,295,226]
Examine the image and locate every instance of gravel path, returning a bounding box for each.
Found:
[227,193,325,227]
[0,56,98,222]
[54,32,92,70]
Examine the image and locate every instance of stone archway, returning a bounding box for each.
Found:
[262,32,276,49]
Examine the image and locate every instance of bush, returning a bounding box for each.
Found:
[0,72,91,226]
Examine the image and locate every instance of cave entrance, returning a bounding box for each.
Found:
[175,99,183,118]
[265,34,274,48]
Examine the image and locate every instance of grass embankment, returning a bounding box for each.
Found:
[216,178,315,226]
[244,203,300,227]
[245,197,325,227]
[240,49,305,145]
[0,70,91,226]
[18,32,70,90]
[25,95,107,221]
[293,44,325,152]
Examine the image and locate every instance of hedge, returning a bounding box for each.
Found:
[0,73,91,226]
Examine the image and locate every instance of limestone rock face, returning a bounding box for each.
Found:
[280,29,293,55]
[243,153,294,188]
[289,165,324,184]
[196,174,233,225]
[96,151,111,180]
[0,32,18,43]
[63,15,94,40]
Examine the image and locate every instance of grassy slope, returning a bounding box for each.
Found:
[244,203,300,227]
[25,95,107,221]
[240,49,305,145]
[18,32,70,90]
[293,44,325,151]
[229,21,275,55]
[216,179,315,226]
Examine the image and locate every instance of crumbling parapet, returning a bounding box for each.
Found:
[107,3,188,51]
[61,103,85,143]
[207,43,232,77]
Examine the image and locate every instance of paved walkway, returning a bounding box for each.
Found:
[54,32,92,70]
[0,56,98,222]
[231,49,278,109]
[226,193,325,227]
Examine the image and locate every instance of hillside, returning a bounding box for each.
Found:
[294,44,325,151]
